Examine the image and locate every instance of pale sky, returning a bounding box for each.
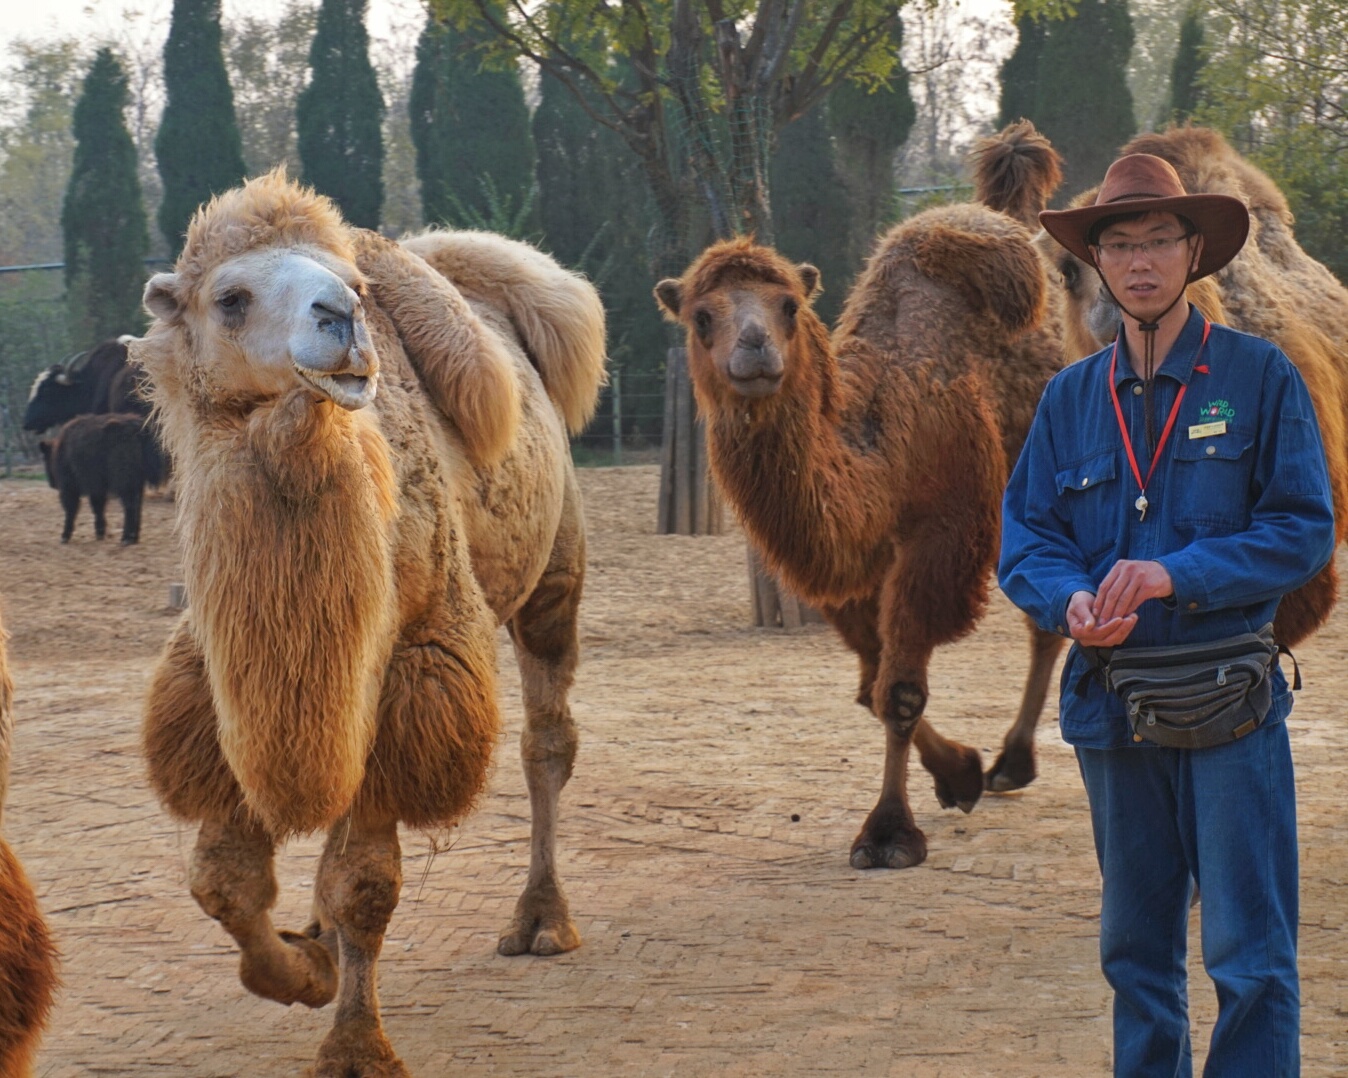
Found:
[0,0,427,64]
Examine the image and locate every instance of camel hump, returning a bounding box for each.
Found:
[969,120,1063,229]
[401,230,608,435]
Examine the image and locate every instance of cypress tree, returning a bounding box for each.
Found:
[997,16,1046,129]
[771,108,852,324]
[63,48,150,345]
[297,0,385,229]
[410,13,535,228]
[155,0,246,255]
[1003,0,1134,200]
[827,24,916,273]
[533,64,664,438]
[1167,6,1206,125]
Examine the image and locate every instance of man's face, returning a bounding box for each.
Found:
[1092,211,1203,324]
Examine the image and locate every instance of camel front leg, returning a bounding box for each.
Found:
[189,818,337,1008]
[986,620,1065,792]
[499,557,584,957]
[307,816,407,1078]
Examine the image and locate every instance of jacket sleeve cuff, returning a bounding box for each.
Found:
[1156,552,1209,614]
[1051,578,1097,636]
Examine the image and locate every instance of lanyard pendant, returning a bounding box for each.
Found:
[1135,493,1149,521]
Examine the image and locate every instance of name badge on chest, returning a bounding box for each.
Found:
[1188,420,1227,439]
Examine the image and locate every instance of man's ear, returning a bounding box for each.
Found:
[797,263,822,300]
[653,279,683,319]
[143,273,184,324]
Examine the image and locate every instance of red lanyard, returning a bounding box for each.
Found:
[1107,319,1211,519]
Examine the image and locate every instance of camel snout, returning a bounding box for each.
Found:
[313,300,354,349]
[727,345,784,397]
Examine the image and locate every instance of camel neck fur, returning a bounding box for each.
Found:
[166,387,400,836]
[701,311,901,603]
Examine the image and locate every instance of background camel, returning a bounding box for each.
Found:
[0,608,59,1078]
[654,190,1067,868]
[984,122,1348,648]
[132,172,605,1076]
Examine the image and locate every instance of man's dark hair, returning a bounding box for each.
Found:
[1088,210,1196,246]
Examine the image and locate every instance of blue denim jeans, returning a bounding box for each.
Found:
[1076,720,1300,1078]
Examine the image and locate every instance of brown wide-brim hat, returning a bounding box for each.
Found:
[1039,153,1249,281]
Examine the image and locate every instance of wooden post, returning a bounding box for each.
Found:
[611,367,622,466]
[658,347,724,536]
[659,346,822,627]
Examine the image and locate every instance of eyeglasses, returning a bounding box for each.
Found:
[1092,233,1196,263]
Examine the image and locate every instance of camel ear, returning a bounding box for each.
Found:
[912,225,1046,335]
[144,272,185,324]
[654,279,683,319]
[796,263,822,300]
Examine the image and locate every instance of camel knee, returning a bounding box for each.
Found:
[189,820,277,935]
[879,679,928,735]
[317,825,402,948]
[521,719,578,785]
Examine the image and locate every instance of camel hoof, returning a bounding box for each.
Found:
[849,830,927,870]
[497,918,582,957]
[932,746,984,812]
[239,930,338,1009]
[986,747,1036,793]
[305,1023,409,1078]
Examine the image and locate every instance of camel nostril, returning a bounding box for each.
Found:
[312,302,353,346]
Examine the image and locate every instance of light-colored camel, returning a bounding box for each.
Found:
[655,200,1067,867]
[988,122,1348,648]
[132,172,605,1076]
[0,610,59,1078]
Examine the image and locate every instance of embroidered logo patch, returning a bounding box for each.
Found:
[1201,399,1235,421]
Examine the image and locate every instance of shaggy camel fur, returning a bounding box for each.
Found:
[995,122,1348,647]
[656,209,1067,868]
[133,172,605,1076]
[0,612,59,1078]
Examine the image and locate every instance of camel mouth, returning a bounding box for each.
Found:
[295,366,377,410]
[728,372,783,398]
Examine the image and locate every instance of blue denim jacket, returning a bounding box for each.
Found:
[999,306,1336,748]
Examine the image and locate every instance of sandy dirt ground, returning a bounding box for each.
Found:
[0,464,1344,1077]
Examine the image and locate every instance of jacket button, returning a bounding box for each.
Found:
[1081,477,1089,486]
[1133,384,1143,396]
[1188,601,1199,611]
[1056,624,1064,634]
[1134,733,1144,742]
[1206,444,1216,455]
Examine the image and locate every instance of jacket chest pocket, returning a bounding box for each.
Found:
[1170,428,1256,531]
[1056,450,1118,559]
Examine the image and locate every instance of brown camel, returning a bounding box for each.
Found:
[654,195,1068,867]
[0,610,59,1078]
[132,171,605,1075]
[986,122,1348,648]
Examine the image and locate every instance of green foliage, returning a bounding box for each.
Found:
[1196,0,1348,280]
[997,16,1045,129]
[827,22,915,271]
[410,13,536,229]
[0,39,84,266]
[62,48,150,347]
[298,0,385,230]
[998,0,1135,199]
[771,108,851,323]
[156,0,247,255]
[533,63,666,442]
[224,0,317,175]
[1165,5,1204,124]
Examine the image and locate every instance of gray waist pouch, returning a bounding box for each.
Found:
[1087,624,1279,749]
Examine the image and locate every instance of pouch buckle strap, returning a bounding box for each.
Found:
[1278,644,1302,691]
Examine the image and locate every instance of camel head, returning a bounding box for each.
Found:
[139,171,378,413]
[655,238,826,408]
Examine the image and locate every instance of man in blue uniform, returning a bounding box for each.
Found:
[999,153,1335,1076]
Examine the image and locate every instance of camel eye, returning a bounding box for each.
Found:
[782,298,798,320]
[693,310,713,335]
[217,290,249,321]
[1061,260,1080,291]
